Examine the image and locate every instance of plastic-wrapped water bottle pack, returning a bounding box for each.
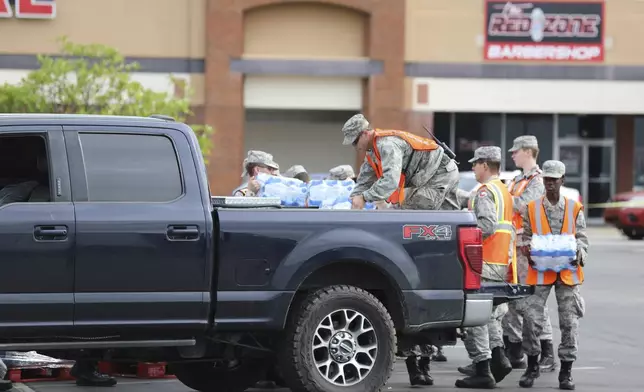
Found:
[256,173,308,207]
[529,234,578,272]
[308,179,355,208]
[254,175,376,210]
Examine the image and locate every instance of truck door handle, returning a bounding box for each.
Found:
[167,225,200,241]
[34,225,68,241]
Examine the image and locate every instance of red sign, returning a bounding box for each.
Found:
[0,0,56,19]
[484,1,604,62]
[403,225,453,241]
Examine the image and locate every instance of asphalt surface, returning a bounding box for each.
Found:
[18,226,642,392]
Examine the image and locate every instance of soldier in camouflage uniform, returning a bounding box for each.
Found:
[455,147,513,389]
[503,136,556,372]
[341,113,460,211]
[233,150,280,197]
[517,160,588,390]
[283,165,311,183]
[342,114,459,385]
[327,164,356,181]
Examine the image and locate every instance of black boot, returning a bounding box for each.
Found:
[558,361,575,390]
[455,359,495,389]
[418,356,434,386]
[405,356,432,386]
[71,361,117,387]
[0,380,12,392]
[519,355,540,388]
[508,341,527,369]
[457,362,476,376]
[539,340,557,372]
[490,346,513,382]
[432,346,447,362]
[503,336,511,356]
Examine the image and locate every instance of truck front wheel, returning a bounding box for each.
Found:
[279,285,396,392]
[171,359,266,392]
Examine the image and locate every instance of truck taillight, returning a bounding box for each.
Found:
[458,227,482,290]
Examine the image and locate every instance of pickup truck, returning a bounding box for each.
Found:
[0,114,531,392]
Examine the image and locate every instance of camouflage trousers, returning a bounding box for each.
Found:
[518,282,585,362]
[397,344,433,357]
[464,281,509,363]
[503,252,553,342]
[402,158,460,211]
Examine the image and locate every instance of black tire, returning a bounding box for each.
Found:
[278,285,396,392]
[622,228,644,240]
[170,359,267,392]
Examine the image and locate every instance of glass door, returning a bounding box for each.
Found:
[558,140,615,218]
[558,143,585,206]
[587,141,614,218]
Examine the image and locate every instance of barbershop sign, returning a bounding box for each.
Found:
[0,0,56,19]
[484,1,604,62]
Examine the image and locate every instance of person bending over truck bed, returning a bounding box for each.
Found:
[341,114,460,211]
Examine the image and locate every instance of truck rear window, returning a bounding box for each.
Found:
[78,133,183,202]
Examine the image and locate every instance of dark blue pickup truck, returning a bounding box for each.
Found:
[0,114,530,392]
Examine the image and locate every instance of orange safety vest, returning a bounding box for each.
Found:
[526,197,585,286]
[365,129,439,204]
[508,171,541,230]
[469,178,514,269]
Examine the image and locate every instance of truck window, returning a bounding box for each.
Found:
[78,133,182,202]
[0,135,51,205]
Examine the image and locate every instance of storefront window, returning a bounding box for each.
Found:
[454,113,502,172]
[634,117,644,189]
[559,115,615,139]
[505,114,554,170]
[432,112,451,147]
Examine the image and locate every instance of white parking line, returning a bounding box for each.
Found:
[13,384,36,392]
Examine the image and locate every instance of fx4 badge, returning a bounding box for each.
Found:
[403,225,453,241]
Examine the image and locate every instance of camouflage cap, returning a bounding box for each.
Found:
[283,165,307,178]
[342,114,370,146]
[508,135,539,152]
[241,150,279,177]
[542,160,566,179]
[327,165,356,180]
[468,146,502,163]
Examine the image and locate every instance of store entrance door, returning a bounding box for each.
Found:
[558,139,614,218]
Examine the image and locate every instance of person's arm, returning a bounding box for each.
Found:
[520,206,533,260]
[350,159,377,197]
[362,139,405,202]
[473,186,497,240]
[574,208,589,266]
[513,177,545,213]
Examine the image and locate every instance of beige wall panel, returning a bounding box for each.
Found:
[605,0,644,65]
[1,0,205,58]
[243,3,367,58]
[190,74,205,106]
[406,0,483,63]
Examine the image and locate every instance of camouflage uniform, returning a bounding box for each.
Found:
[327,164,355,180]
[341,114,460,211]
[517,160,588,390]
[233,150,279,197]
[501,137,555,372]
[456,147,513,389]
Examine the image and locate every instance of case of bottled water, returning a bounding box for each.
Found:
[256,173,308,207]
[529,234,578,272]
[308,179,355,208]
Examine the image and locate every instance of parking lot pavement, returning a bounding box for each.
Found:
[20,226,643,392]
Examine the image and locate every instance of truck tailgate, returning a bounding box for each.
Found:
[479,282,534,306]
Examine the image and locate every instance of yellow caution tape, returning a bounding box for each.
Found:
[587,200,644,208]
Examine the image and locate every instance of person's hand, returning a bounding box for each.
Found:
[570,259,579,267]
[351,195,366,210]
[374,200,389,210]
[248,177,260,194]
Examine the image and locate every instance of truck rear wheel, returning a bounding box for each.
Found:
[279,285,396,392]
[171,359,266,392]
